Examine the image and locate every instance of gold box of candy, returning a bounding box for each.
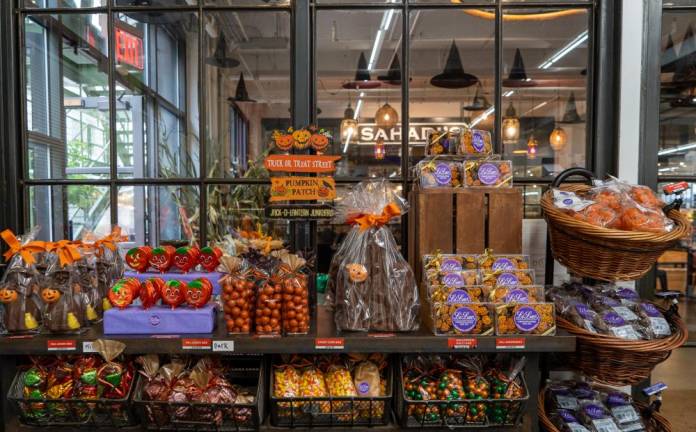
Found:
[433,302,495,336]
[495,303,556,335]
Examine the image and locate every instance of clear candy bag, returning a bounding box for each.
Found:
[328,179,419,332]
[41,243,86,334]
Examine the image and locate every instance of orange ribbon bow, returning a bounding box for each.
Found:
[48,240,82,267]
[94,226,127,255]
[1,229,46,265]
[346,202,402,231]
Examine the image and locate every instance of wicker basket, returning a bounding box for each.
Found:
[538,385,672,432]
[541,169,691,281]
[555,305,687,386]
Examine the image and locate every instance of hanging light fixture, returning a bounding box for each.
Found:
[502,102,520,143]
[340,102,358,143]
[206,34,240,69]
[375,102,398,131]
[374,137,386,160]
[526,134,538,159]
[430,41,479,89]
[549,127,568,151]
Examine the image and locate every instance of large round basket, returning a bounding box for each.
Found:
[540,170,691,281]
[555,306,687,386]
[538,384,672,432]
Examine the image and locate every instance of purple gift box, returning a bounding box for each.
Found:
[104,304,216,334]
[124,270,224,295]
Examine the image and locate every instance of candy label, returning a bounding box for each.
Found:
[492,258,515,271]
[555,395,579,410]
[611,306,638,322]
[441,258,462,272]
[504,289,529,303]
[447,289,471,304]
[513,306,540,331]
[601,296,620,307]
[451,307,477,332]
[568,423,591,432]
[82,341,96,353]
[610,405,639,424]
[149,315,161,326]
[603,311,625,327]
[610,325,640,340]
[434,162,453,186]
[442,272,465,288]
[616,288,639,301]
[477,163,500,185]
[641,303,661,317]
[584,404,606,419]
[471,130,486,153]
[575,304,593,319]
[212,340,234,352]
[558,409,579,423]
[649,317,671,336]
[496,272,519,286]
[357,382,370,394]
[591,418,620,432]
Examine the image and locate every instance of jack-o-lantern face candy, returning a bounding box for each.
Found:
[140,278,163,309]
[0,286,18,304]
[125,246,152,272]
[149,246,175,273]
[162,280,186,309]
[199,246,222,272]
[40,286,62,304]
[345,263,368,283]
[184,278,212,308]
[108,282,135,309]
[173,246,200,273]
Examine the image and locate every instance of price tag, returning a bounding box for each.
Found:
[47,340,77,351]
[82,341,97,353]
[212,340,234,352]
[495,337,526,350]
[7,334,35,339]
[315,338,344,350]
[181,338,212,350]
[448,338,478,349]
[368,333,395,338]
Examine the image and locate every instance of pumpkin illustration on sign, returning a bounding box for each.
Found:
[309,133,329,152]
[292,129,312,149]
[199,246,222,272]
[174,246,200,273]
[140,278,164,309]
[108,282,134,309]
[0,286,18,304]
[162,280,186,309]
[185,278,212,308]
[149,245,175,273]
[273,131,294,151]
[125,246,152,272]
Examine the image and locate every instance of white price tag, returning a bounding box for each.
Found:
[82,341,97,353]
[620,421,647,431]
[568,424,591,432]
[212,340,234,352]
[649,317,671,336]
[592,418,622,432]
[611,405,640,424]
[612,306,639,322]
[611,325,640,340]
[556,395,579,410]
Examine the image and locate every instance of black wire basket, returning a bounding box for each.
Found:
[8,368,137,428]
[269,361,393,428]
[395,360,529,429]
[132,356,264,432]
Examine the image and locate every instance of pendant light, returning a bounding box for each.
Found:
[374,137,386,160]
[343,52,381,90]
[340,102,358,143]
[502,102,520,143]
[526,134,538,159]
[549,127,568,151]
[430,41,479,89]
[375,102,398,131]
[503,48,536,88]
[206,34,240,69]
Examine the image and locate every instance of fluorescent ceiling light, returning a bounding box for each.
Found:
[503,90,515,97]
[538,30,588,70]
[658,142,696,156]
[470,106,495,127]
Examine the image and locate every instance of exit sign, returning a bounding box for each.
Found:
[115,28,144,70]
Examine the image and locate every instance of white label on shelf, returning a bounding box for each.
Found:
[612,306,639,322]
[611,405,640,424]
[592,418,621,432]
[82,341,97,353]
[212,340,234,352]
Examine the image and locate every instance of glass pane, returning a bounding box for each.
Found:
[317,0,402,4]
[659,11,696,177]
[502,0,590,3]
[316,9,404,179]
[520,184,543,218]
[502,8,589,179]
[27,185,111,241]
[24,0,106,7]
[114,11,200,178]
[204,11,292,179]
[408,8,495,172]
[207,0,288,5]
[117,185,199,245]
[25,14,110,180]
[206,184,290,244]
[113,0,194,5]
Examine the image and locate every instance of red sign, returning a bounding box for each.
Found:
[495,337,526,350]
[448,338,478,349]
[663,181,689,195]
[315,338,345,350]
[181,338,212,350]
[47,340,77,351]
[115,28,144,70]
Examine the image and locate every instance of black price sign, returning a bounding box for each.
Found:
[265,205,335,220]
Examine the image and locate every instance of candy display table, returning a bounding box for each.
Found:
[104,303,216,334]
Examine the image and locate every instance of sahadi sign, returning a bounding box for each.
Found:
[357,122,468,145]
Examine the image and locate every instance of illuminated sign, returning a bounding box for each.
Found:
[115,27,144,70]
[356,122,468,146]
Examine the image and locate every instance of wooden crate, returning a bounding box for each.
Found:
[408,187,523,284]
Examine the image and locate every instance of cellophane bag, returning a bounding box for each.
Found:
[255,271,283,336]
[328,179,419,332]
[40,248,86,334]
[220,256,255,334]
[0,227,44,334]
[278,254,310,335]
[75,246,100,323]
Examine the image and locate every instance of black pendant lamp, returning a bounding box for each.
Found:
[206,34,240,69]
[559,92,583,124]
[430,41,478,89]
[378,54,405,85]
[343,52,381,89]
[228,73,255,102]
[463,82,491,111]
[662,34,679,74]
[503,48,536,88]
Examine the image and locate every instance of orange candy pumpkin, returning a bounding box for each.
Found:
[0,287,18,304]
